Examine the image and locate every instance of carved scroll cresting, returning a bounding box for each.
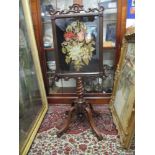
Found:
[48,4,104,15]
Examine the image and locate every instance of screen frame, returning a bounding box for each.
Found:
[51,12,103,77]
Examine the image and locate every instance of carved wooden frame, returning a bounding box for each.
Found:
[49,4,104,77]
[109,27,135,149]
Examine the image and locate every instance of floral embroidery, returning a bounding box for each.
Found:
[61,20,95,71]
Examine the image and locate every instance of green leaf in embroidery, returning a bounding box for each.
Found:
[65,56,70,64]
[90,47,95,52]
[83,57,89,65]
[62,47,66,54]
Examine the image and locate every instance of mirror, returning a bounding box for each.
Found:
[19,0,48,154]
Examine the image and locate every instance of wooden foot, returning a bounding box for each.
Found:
[57,106,75,138]
[85,105,103,140]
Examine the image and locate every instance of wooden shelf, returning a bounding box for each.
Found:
[47,71,55,75]
[48,91,112,96]
[42,21,51,24]
[103,47,116,50]
[48,87,112,95]
[44,47,54,51]
[47,93,112,104]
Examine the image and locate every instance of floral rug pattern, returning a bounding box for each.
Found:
[28,105,135,155]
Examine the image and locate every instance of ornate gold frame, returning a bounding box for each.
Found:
[109,27,135,149]
[20,0,48,154]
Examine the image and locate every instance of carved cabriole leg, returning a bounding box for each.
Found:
[57,106,75,137]
[85,104,103,140]
[89,103,95,112]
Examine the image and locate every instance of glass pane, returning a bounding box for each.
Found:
[99,0,117,16]
[83,0,98,9]
[55,16,100,73]
[49,78,76,93]
[103,20,117,47]
[43,23,54,48]
[40,0,73,17]
[104,12,117,21]
[19,2,42,150]
[40,0,57,18]
[103,48,115,66]
[46,51,56,72]
[41,0,74,48]
[102,49,115,93]
[102,64,114,93]
[69,1,118,46]
[62,78,76,93]
[83,75,114,94]
[49,78,63,93]
[84,77,103,93]
[84,78,94,93]
[97,0,118,47]
[56,0,73,10]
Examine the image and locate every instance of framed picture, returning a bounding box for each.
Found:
[19,0,48,154]
[109,27,135,149]
[106,23,116,43]
[50,5,104,76]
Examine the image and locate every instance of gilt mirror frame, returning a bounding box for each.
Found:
[109,27,135,149]
[19,0,48,154]
[49,4,104,77]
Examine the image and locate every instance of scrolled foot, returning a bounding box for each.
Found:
[56,131,63,138]
[85,105,103,140]
[56,106,75,137]
[96,133,103,141]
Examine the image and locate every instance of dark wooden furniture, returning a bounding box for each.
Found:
[48,4,104,139]
[57,77,103,140]
[30,0,127,105]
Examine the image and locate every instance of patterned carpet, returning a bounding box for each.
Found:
[28,104,135,155]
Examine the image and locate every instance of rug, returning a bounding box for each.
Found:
[28,104,135,155]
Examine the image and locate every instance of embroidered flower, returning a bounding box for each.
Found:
[77,31,85,42]
[64,32,76,41]
[61,21,95,71]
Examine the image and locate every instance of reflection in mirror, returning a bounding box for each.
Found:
[40,0,73,19]
[43,23,53,48]
[19,2,42,151]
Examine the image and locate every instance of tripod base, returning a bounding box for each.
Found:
[57,77,103,140]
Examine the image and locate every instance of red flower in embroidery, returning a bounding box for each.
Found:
[64,32,76,40]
